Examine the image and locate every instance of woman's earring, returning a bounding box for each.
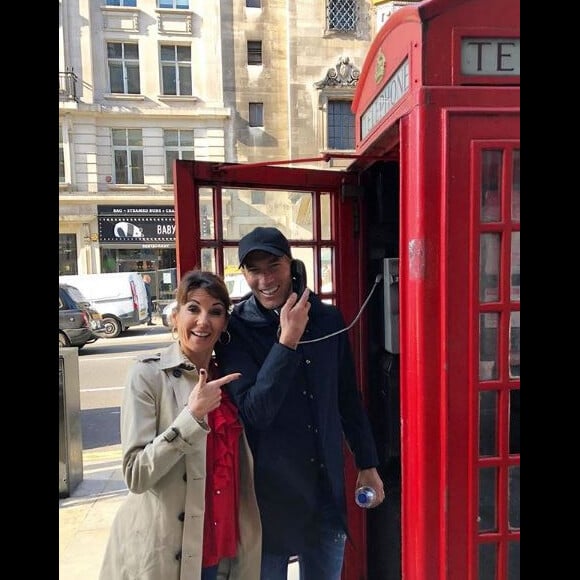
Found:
[219,329,231,345]
[171,327,178,341]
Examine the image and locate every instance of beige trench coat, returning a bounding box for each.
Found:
[99,341,262,580]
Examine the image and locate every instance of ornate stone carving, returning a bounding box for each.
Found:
[315,56,360,89]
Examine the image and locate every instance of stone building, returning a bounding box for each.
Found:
[59,0,417,279]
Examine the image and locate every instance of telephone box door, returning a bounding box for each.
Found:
[173,159,371,579]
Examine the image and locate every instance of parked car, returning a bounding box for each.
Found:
[59,283,103,349]
[58,272,149,338]
[161,300,177,328]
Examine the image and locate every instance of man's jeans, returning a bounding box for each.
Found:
[260,501,347,580]
[201,565,218,580]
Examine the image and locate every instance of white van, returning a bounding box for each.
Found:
[58,272,149,338]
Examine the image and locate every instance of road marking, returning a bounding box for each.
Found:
[83,355,137,361]
[83,447,122,462]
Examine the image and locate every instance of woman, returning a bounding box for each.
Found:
[99,270,262,580]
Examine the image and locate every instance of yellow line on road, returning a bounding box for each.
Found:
[83,447,122,463]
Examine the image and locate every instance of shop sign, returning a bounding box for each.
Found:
[98,205,176,245]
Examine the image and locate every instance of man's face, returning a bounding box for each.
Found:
[241,251,293,310]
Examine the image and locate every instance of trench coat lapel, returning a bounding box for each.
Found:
[158,342,199,410]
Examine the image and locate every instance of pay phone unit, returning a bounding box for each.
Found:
[383,258,399,354]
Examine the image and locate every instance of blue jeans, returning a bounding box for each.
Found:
[260,510,346,580]
[201,565,218,580]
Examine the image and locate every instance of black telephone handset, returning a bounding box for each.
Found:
[291,259,307,296]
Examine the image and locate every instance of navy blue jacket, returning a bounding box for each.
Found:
[215,292,379,554]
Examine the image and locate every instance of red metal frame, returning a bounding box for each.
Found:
[173,159,370,579]
[351,1,519,578]
[172,0,520,577]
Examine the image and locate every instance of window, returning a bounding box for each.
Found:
[59,234,78,275]
[249,103,264,127]
[108,42,140,94]
[112,128,144,184]
[251,190,266,204]
[327,100,355,149]
[164,129,194,184]
[59,126,66,183]
[161,45,192,96]
[327,0,358,32]
[158,0,189,7]
[106,0,137,6]
[247,41,262,65]
[246,0,261,7]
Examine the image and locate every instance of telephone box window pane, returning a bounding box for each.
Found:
[508,540,520,579]
[251,190,266,204]
[478,543,497,580]
[200,247,216,273]
[510,231,520,301]
[480,233,500,302]
[509,311,520,379]
[290,247,314,295]
[479,313,499,381]
[479,390,497,457]
[509,389,520,454]
[222,247,251,299]
[199,187,214,240]
[320,193,331,239]
[511,149,520,223]
[321,247,333,293]
[220,189,314,240]
[223,247,238,274]
[225,270,251,299]
[508,465,520,529]
[478,466,497,532]
[481,150,502,222]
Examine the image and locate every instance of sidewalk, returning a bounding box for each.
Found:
[59,445,127,580]
[59,445,299,579]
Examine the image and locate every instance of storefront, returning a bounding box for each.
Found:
[98,205,178,305]
[97,205,175,270]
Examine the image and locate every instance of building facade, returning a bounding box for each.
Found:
[59,0,417,280]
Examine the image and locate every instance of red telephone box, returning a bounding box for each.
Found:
[173,1,520,578]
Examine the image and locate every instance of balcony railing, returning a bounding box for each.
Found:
[59,70,78,102]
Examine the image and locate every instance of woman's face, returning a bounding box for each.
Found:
[172,288,228,360]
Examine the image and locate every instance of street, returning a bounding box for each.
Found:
[78,323,171,449]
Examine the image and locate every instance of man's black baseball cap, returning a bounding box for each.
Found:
[238,227,292,266]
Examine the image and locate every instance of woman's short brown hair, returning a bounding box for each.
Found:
[174,270,232,315]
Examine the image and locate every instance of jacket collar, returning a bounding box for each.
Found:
[158,340,197,371]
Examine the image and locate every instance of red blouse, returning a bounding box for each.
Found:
[202,380,243,568]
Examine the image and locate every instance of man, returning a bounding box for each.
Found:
[142,274,155,326]
[215,226,384,580]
